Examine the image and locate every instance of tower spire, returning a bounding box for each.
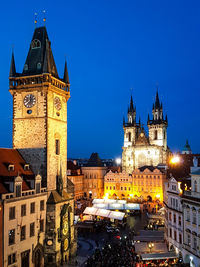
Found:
[9,51,16,77]
[63,59,69,84]
[155,90,160,109]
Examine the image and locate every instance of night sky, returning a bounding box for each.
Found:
[0,0,200,159]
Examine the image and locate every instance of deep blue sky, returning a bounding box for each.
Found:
[0,0,200,159]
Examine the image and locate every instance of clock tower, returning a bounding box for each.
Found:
[9,26,70,190]
[9,26,76,265]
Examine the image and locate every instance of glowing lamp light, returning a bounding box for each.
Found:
[115,158,121,165]
[170,155,180,164]
[104,193,109,200]
[156,194,160,199]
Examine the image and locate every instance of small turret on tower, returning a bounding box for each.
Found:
[9,51,16,77]
[127,95,136,125]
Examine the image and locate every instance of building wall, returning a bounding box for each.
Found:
[82,167,107,199]
[104,168,166,202]
[164,177,183,256]
[3,192,47,267]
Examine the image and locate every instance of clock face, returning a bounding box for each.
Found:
[24,94,36,108]
[54,97,61,110]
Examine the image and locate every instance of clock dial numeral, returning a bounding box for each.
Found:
[24,94,36,108]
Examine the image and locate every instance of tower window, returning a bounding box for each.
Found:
[55,139,60,155]
[128,132,131,142]
[164,130,166,139]
[154,130,157,140]
[37,62,41,69]
[31,39,41,49]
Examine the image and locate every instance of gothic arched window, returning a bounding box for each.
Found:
[31,39,41,49]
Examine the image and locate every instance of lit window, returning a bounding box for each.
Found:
[9,229,15,245]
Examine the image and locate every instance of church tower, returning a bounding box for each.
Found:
[9,26,76,265]
[9,26,70,190]
[148,91,168,150]
[122,95,140,173]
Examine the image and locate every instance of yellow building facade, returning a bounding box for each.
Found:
[104,166,166,202]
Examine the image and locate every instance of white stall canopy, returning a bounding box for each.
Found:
[125,203,140,210]
[83,207,98,215]
[108,211,125,220]
[83,208,125,220]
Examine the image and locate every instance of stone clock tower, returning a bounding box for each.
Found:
[9,26,76,266]
[9,26,70,190]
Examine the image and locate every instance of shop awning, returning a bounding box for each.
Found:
[83,207,125,220]
[108,211,125,220]
[83,207,98,215]
[141,252,177,260]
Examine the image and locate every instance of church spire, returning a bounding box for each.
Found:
[155,90,160,109]
[9,51,16,77]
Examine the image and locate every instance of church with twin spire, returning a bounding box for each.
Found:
[122,92,169,174]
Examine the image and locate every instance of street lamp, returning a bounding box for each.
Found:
[148,242,154,253]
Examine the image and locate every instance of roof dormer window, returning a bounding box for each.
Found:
[31,39,41,49]
[24,164,29,171]
[8,164,14,171]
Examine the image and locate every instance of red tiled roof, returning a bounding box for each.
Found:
[0,148,34,177]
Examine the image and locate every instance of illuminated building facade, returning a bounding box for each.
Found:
[104,166,166,202]
[122,92,168,174]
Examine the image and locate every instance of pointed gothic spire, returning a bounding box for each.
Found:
[147,113,150,124]
[139,117,141,125]
[155,91,160,109]
[165,114,168,123]
[63,60,69,84]
[130,95,134,112]
[9,51,16,77]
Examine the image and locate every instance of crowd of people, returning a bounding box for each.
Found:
[85,234,138,267]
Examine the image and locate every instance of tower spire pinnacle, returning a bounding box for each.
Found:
[63,59,69,84]
[9,51,16,77]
